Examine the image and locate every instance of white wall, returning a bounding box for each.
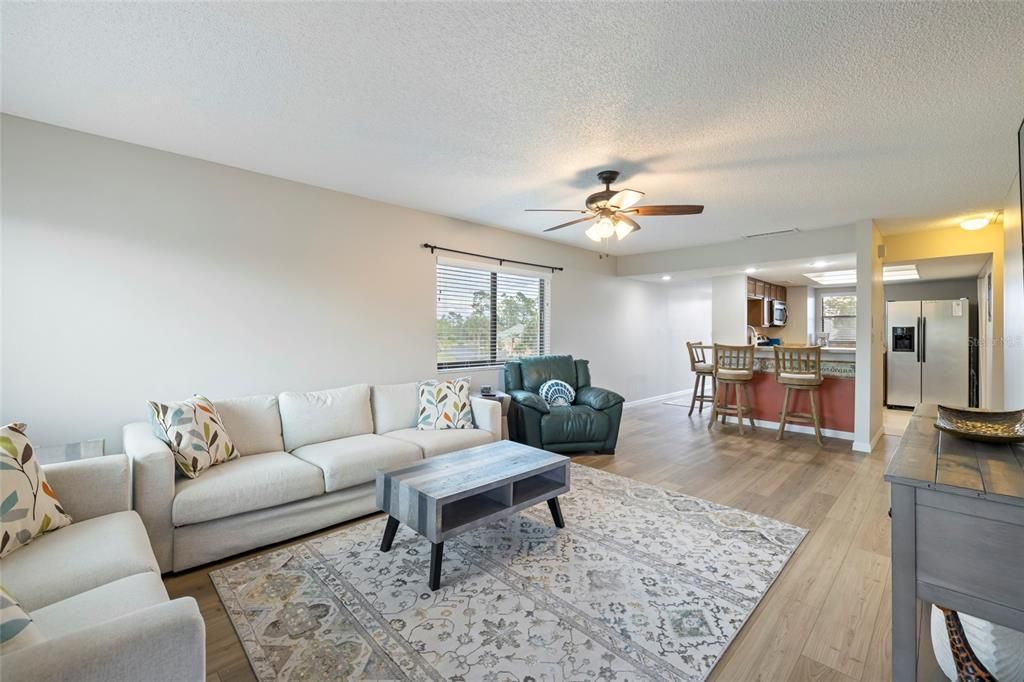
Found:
[1005,170,1024,409]
[1,116,706,450]
[711,274,748,344]
[854,220,884,452]
[665,280,713,393]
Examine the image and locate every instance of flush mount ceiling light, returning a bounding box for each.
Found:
[882,264,920,282]
[661,275,672,281]
[744,267,757,274]
[960,214,993,231]
[804,264,921,286]
[804,269,857,285]
[810,260,830,268]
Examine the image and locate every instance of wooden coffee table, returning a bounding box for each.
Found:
[375,440,570,590]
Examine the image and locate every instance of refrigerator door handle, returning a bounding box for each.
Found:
[921,317,926,363]
[916,316,922,362]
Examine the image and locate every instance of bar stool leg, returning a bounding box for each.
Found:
[735,382,746,435]
[743,383,756,430]
[777,386,790,441]
[697,375,707,414]
[707,379,720,431]
[721,384,729,424]
[809,388,823,446]
[688,373,700,416]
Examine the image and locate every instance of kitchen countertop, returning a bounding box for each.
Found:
[753,345,855,357]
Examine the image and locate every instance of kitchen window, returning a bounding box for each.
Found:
[821,292,857,346]
[435,261,550,370]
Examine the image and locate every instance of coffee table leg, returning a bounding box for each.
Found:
[429,542,444,590]
[547,497,565,528]
[380,516,399,552]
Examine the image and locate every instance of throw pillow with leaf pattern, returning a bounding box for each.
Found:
[0,422,73,558]
[416,378,474,430]
[0,585,44,653]
[148,395,239,479]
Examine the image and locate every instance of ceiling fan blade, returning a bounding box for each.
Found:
[544,215,596,232]
[616,214,641,237]
[607,189,645,210]
[628,205,704,216]
[525,209,589,213]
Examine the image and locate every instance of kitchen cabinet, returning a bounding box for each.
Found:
[746,277,787,302]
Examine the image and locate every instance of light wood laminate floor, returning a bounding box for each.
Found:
[165,402,941,682]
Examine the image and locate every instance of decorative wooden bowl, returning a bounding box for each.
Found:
[935,405,1024,444]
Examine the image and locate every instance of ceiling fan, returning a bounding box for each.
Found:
[526,170,704,242]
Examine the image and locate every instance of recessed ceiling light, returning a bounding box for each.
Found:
[744,267,757,274]
[960,216,990,231]
[661,275,672,281]
[811,260,829,268]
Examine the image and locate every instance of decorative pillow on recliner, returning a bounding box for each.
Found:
[0,585,44,653]
[539,379,576,407]
[0,423,73,559]
[148,395,239,479]
[416,378,474,430]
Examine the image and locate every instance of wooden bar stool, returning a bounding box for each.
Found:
[774,345,824,446]
[686,341,716,416]
[708,344,756,434]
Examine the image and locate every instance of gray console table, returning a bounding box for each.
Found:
[376,440,569,590]
[884,404,1024,680]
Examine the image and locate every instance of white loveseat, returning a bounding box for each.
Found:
[0,454,205,682]
[124,382,500,572]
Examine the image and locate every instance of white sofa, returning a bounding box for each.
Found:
[0,454,205,682]
[124,382,501,572]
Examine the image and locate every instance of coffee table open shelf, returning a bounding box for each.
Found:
[377,441,570,590]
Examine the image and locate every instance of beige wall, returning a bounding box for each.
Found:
[1,116,705,450]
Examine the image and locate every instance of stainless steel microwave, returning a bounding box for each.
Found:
[771,300,788,326]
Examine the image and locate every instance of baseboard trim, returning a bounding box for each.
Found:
[624,389,691,408]
[715,416,853,441]
[852,426,886,453]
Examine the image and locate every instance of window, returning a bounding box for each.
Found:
[435,261,549,369]
[821,292,857,345]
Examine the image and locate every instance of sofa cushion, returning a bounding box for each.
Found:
[541,405,610,445]
[279,384,373,451]
[383,428,493,458]
[30,572,168,640]
[292,434,422,492]
[172,451,325,526]
[213,394,284,455]
[371,383,418,434]
[1,422,73,558]
[148,395,240,478]
[0,511,159,611]
[0,585,44,653]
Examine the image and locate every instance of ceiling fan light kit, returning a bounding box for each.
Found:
[528,170,704,243]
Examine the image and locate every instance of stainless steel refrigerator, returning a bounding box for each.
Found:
[886,299,970,408]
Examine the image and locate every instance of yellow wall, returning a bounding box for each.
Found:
[882,223,1005,408]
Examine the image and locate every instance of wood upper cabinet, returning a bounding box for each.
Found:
[746,277,788,303]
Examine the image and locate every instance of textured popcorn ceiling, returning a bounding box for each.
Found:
[3,2,1022,255]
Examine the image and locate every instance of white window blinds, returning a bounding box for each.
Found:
[435,262,549,369]
[821,293,857,344]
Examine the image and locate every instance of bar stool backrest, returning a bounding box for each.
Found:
[686,341,709,371]
[713,344,755,375]
[773,345,822,381]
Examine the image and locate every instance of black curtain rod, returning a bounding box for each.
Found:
[421,243,563,273]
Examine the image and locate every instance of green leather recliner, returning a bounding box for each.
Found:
[504,355,624,454]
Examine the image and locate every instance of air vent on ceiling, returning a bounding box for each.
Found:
[741,228,801,239]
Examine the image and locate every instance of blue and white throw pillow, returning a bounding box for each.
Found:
[539,380,575,407]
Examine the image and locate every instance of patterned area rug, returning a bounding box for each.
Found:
[211,464,805,681]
